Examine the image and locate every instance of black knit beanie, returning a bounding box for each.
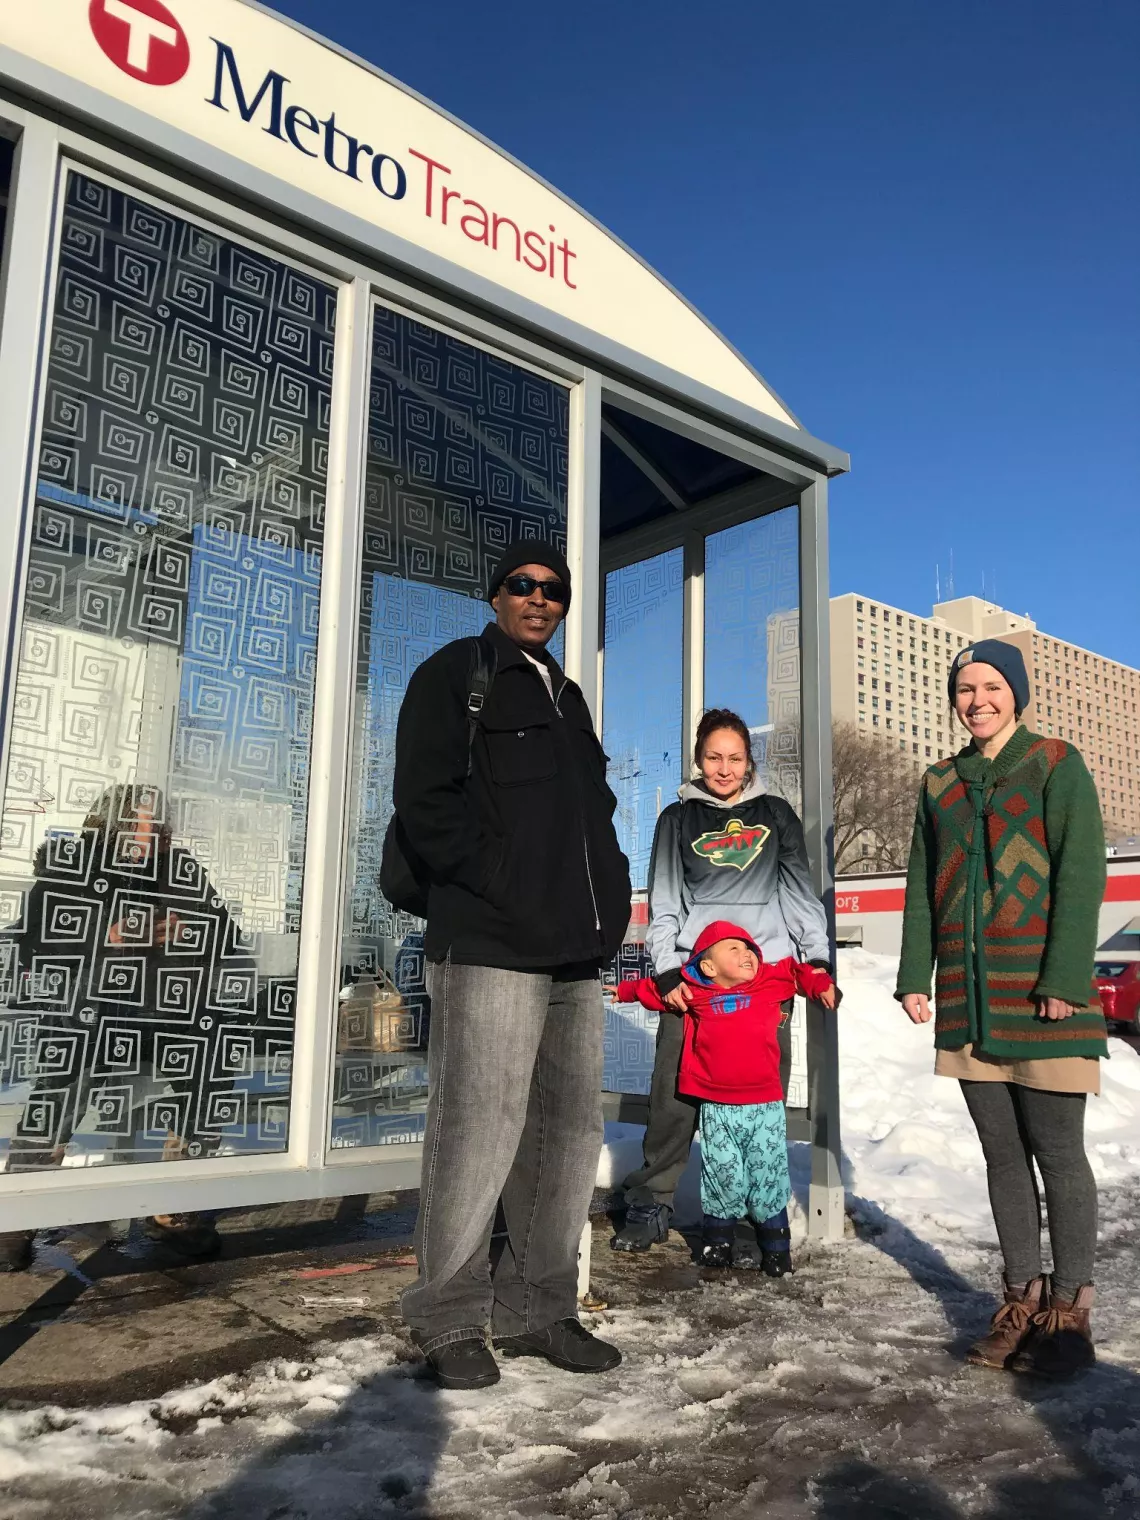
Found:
[487,542,572,611]
[947,639,1030,715]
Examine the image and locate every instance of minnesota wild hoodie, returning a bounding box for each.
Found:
[645,780,829,988]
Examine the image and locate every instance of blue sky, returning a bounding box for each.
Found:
[271,0,1139,666]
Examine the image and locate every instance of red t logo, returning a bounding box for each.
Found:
[89,0,190,87]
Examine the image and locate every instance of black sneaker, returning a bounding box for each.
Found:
[611,1202,671,1252]
[423,1337,501,1390]
[495,1318,621,1373]
[699,1240,733,1268]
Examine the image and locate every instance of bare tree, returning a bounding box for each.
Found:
[832,721,921,874]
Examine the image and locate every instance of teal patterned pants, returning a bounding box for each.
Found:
[699,1099,790,1223]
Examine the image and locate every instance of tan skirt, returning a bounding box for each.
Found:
[935,1043,1100,1096]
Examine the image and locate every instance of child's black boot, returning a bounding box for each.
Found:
[700,1214,735,1268]
[757,1208,793,1277]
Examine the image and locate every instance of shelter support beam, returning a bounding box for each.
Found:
[566,371,603,721]
[799,478,844,1241]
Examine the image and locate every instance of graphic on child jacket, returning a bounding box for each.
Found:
[616,918,834,1104]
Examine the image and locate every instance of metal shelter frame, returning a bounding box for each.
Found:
[0,26,848,1241]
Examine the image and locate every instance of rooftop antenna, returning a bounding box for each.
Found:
[947,549,955,600]
[936,562,941,602]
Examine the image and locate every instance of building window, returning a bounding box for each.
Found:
[856,600,864,612]
[858,674,865,685]
[858,692,865,704]
[925,746,932,757]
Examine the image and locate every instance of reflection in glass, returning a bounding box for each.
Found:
[0,172,335,1167]
[0,134,13,274]
[333,305,569,1151]
[602,550,684,888]
[704,506,802,811]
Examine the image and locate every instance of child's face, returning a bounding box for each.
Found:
[698,938,759,987]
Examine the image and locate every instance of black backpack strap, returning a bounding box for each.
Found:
[465,635,496,777]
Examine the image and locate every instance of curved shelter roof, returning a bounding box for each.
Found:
[2,0,841,462]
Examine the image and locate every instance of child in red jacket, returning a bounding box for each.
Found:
[617,919,835,1271]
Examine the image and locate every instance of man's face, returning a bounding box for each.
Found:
[492,562,567,650]
[699,938,759,988]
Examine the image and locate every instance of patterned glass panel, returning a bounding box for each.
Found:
[0,172,335,1169]
[331,304,569,1152]
[602,550,684,889]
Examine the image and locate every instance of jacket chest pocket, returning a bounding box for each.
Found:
[485,721,557,787]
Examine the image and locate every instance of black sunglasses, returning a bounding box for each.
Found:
[502,574,568,603]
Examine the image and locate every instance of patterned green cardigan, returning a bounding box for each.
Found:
[896,725,1108,1059]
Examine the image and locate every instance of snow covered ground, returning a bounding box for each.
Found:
[2,951,1139,1519]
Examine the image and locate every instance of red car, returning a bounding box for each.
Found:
[1094,960,1140,1035]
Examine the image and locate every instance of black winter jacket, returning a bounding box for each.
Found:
[392,622,631,969]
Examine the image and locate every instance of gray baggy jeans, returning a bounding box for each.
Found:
[622,999,794,1211]
[401,957,604,1353]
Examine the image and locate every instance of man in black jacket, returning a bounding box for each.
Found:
[395,543,631,1389]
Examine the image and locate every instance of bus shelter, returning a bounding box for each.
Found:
[0,1,849,1242]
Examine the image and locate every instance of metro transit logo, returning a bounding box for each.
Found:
[89,0,190,86]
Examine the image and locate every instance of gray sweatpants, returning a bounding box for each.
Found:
[622,1000,793,1211]
[402,958,604,1353]
[960,1080,1098,1302]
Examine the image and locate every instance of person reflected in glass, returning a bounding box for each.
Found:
[0,784,246,1271]
[612,709,835,1259]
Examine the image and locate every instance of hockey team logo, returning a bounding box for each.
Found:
[89,0,191,87]
[690,818,771,871]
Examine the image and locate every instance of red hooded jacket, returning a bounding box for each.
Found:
[616,919,834,1104]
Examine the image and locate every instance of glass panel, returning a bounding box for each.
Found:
[703,504,806,1107]
[599,550,682,1098]
[332,304,569,1152]
[0,171,336,1169]
[602,550,684,888]
[704,505,802,811]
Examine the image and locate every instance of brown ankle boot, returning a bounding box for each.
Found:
[966,1275,1045,1369]
[1010,1282,1096,1380]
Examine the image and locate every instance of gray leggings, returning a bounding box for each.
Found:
[960,1080,1097,1302]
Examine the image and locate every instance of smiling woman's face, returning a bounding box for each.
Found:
[953,662,1018,745]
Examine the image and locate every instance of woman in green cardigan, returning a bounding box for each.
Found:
[897,638,1106,1381]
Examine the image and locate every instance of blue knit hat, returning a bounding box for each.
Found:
[947,639,1030,715]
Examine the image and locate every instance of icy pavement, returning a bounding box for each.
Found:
[0,952,1138,1519]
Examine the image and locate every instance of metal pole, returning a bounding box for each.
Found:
[565,370,602,722]
[799,477,844,1241]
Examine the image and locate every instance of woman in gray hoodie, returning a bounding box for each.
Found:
[611,709,832,1255]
